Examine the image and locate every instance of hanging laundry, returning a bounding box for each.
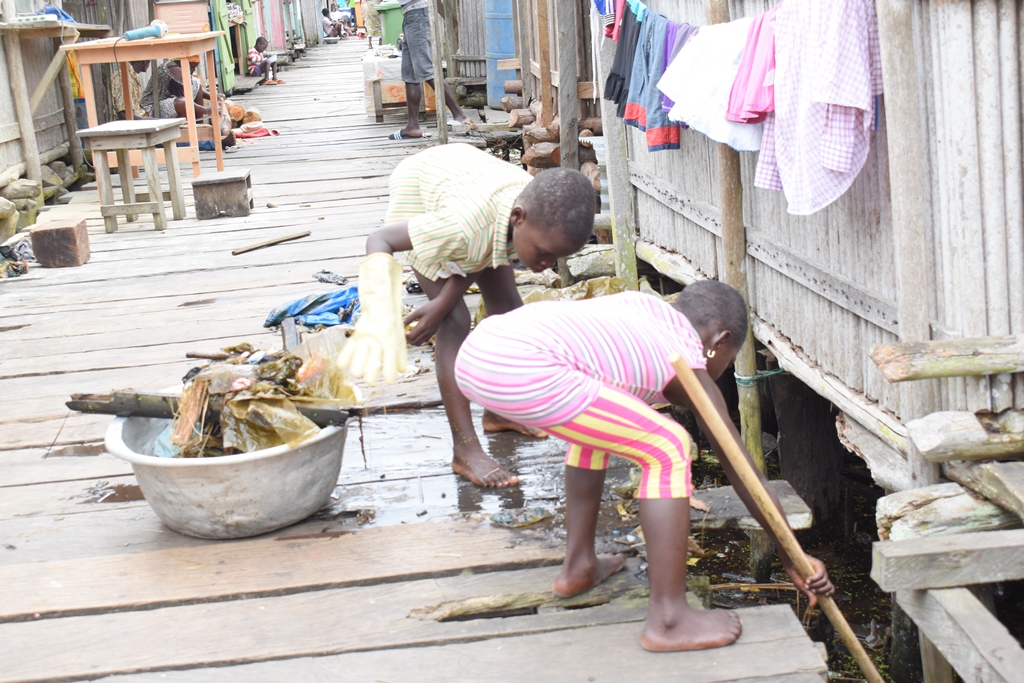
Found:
[660,21,698,115]
[658,18,762,152]
[754,0,883,215]
[610,0,627,41]
[604,3,644,118]
[622,13,679,151]
[593,0,616,38]
[726,6,778,124]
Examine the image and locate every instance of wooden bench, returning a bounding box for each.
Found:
[77,119,187,233]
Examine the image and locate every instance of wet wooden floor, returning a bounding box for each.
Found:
[0,40,828,682]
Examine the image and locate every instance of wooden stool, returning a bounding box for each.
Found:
[192,169,254,220]
[77,119,187,233]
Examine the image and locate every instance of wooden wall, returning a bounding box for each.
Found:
[514,0,598,119]
[627,0,1024,423]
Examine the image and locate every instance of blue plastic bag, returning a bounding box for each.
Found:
[264,287,360,328]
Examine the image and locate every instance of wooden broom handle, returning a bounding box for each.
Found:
[669,355,885,683]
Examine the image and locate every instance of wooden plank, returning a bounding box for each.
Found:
[897,587,1024,683]
[692,480,813,531]
[871,529,1024,591]
[909,410,1024,462]
[555,0,578,170]
[876,482,1022,541]
[871,335,1024,382]
[944,460,1024,521]
[91,606,824,683]
[0,517,564,623]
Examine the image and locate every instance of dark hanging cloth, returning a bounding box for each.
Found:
[603,6,642,118]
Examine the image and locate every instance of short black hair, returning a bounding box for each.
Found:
[672,279,748,348]
[518,167,595,248]
[322,7,330,16]
[255,36,268,48]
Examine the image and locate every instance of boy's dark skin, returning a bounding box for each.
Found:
[366,202,585,487]
[555,323,835,651]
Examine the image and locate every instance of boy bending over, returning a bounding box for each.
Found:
[339,143,595,487]
[455,282,834,650]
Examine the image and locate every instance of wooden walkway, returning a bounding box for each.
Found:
[0,41,827,682]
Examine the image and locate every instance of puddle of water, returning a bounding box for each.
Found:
[77,482,146,504]
[178,298,216,308]
[327,406,634,528]
[46,443,107,458]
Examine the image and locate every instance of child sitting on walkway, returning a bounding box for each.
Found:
[248,37,283,84]
[337,143,595,488]
[454,281,835,651]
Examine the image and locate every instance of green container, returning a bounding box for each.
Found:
[378,2,404,47]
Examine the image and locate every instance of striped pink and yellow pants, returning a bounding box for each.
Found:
[542,385,694,499]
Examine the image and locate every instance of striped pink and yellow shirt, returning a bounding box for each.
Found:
[384,143,532,281]
[455,291,707,427]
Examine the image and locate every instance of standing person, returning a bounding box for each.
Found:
[337,143,595,486]
[454,282,836,650]
[387,0,470,140]
[248,37,283,84]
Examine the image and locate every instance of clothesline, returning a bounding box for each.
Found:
[597,0,884,216]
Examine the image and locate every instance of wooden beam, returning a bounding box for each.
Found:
[428,0,448,143]
[908,410,1024,462]
[534,0,553,126]
[555,0,578,170]
[2,6,42,182]
[512,0,532,104]
[29,48,71,115]
[944,460,1024,521]
[837,413,914,492]
[706,0,770,581]
[871,529,1024,591]
[897,587,1024,683]
[876,482,1021,542]
[871,335,1024,382]
[231,231,311,255]
[594,26,636,289]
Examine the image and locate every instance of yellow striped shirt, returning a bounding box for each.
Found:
[384,143,531,281]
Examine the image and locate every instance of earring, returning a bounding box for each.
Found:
[707,349,716,359]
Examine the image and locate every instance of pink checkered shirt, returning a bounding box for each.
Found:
[754,0,883,215]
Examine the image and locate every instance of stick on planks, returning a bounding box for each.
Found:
[232,231,311,256]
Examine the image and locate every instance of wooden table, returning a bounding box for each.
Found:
[62,31,226,178]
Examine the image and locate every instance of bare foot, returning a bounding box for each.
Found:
[553,553,627,598]
[482,410,549,439]
[641,607,742,652]
[451,443,519,487]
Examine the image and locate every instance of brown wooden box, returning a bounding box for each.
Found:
[30,219,90,268]
[192,169,253,221]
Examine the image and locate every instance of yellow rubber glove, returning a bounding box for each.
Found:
[336,253,408,384]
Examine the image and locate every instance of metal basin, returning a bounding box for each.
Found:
[105,416,347,539]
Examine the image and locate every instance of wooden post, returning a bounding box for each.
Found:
[874,0,940,486]
[705,0,770,580]
[514,0,533,104]
[594,22,637,289]
[55,39,84,171]
[534,0,553,126]
[427,0,448,143]
[555,0,578,171]
[3,1,42,182]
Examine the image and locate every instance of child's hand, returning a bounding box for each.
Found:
[404,301,444,346]
[784,555,835,608]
